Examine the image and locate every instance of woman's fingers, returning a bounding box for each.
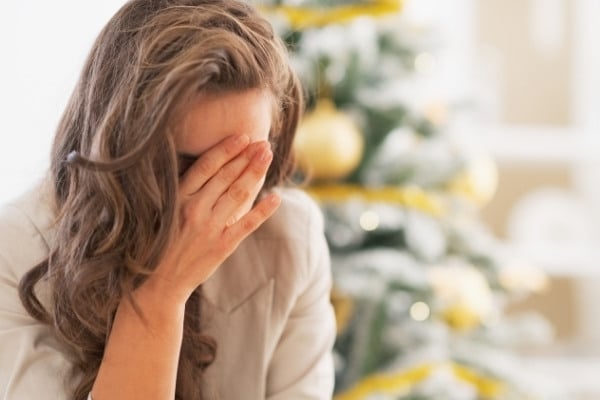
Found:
[159,139,279,293]
[167,193,280,291]
[221,192,281,247]
[211,143,272,225]
[223,178,265,228]
[196,141,269,208]
[179,134,250,196]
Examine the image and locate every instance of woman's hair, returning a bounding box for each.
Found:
[18,0,303,399]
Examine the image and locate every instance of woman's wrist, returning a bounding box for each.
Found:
[143,267,194,301]
[123,276,189,325]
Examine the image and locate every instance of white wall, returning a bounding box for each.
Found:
[0,1,126,204]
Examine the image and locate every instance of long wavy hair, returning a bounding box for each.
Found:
[17,0,303,399]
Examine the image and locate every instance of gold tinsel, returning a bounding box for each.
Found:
[261,0,403,30]
[306,184,445,217]
[334,362,506,400]
[330,286,355,335]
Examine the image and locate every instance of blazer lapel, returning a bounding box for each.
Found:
[202,235,271,314]
[201,237,275,399]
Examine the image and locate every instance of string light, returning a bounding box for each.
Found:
[359,210,380,231]
[410,301,430,321]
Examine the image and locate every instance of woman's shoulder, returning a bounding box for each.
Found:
[0,184,55,280]
[0,186,73,400]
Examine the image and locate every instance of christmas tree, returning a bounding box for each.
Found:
[259,1,557,398]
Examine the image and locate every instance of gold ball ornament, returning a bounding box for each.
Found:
[294,99,364,181]
[428,264,494,332]
[441,304,483,332]
[449,155,499,207]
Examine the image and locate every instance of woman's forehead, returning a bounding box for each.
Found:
[174,88,273,156]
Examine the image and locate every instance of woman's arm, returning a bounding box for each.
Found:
[91,135,279,400]
[91,279,186,400]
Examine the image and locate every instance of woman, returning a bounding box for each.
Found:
[0,0,335,399]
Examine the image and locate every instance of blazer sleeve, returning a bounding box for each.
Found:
[0,208,72,399]
[265,197,336,400]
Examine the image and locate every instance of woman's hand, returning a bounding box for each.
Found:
[145,134,280,303]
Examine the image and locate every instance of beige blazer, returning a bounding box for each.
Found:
[0,184,336,399]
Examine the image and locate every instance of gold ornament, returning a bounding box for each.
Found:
[294,99,364,181]
[427,264,493,332]
[449,155,499,207]
[440,304,482,332]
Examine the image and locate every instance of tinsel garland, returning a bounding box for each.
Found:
[260,0,402,29]
[335,362,506,400]
[306,184,445,217]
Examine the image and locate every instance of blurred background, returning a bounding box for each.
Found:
[1,1,599,399]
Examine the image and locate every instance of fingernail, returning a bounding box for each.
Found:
[260,148,273,162]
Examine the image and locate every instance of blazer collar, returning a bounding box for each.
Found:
[202,235,272,314]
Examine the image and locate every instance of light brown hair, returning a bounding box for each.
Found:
[18,0,303,399]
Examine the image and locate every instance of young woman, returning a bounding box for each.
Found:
[0,0,335,399]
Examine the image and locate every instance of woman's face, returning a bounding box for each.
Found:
[175,88,272,156]
[174,88,273,215]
